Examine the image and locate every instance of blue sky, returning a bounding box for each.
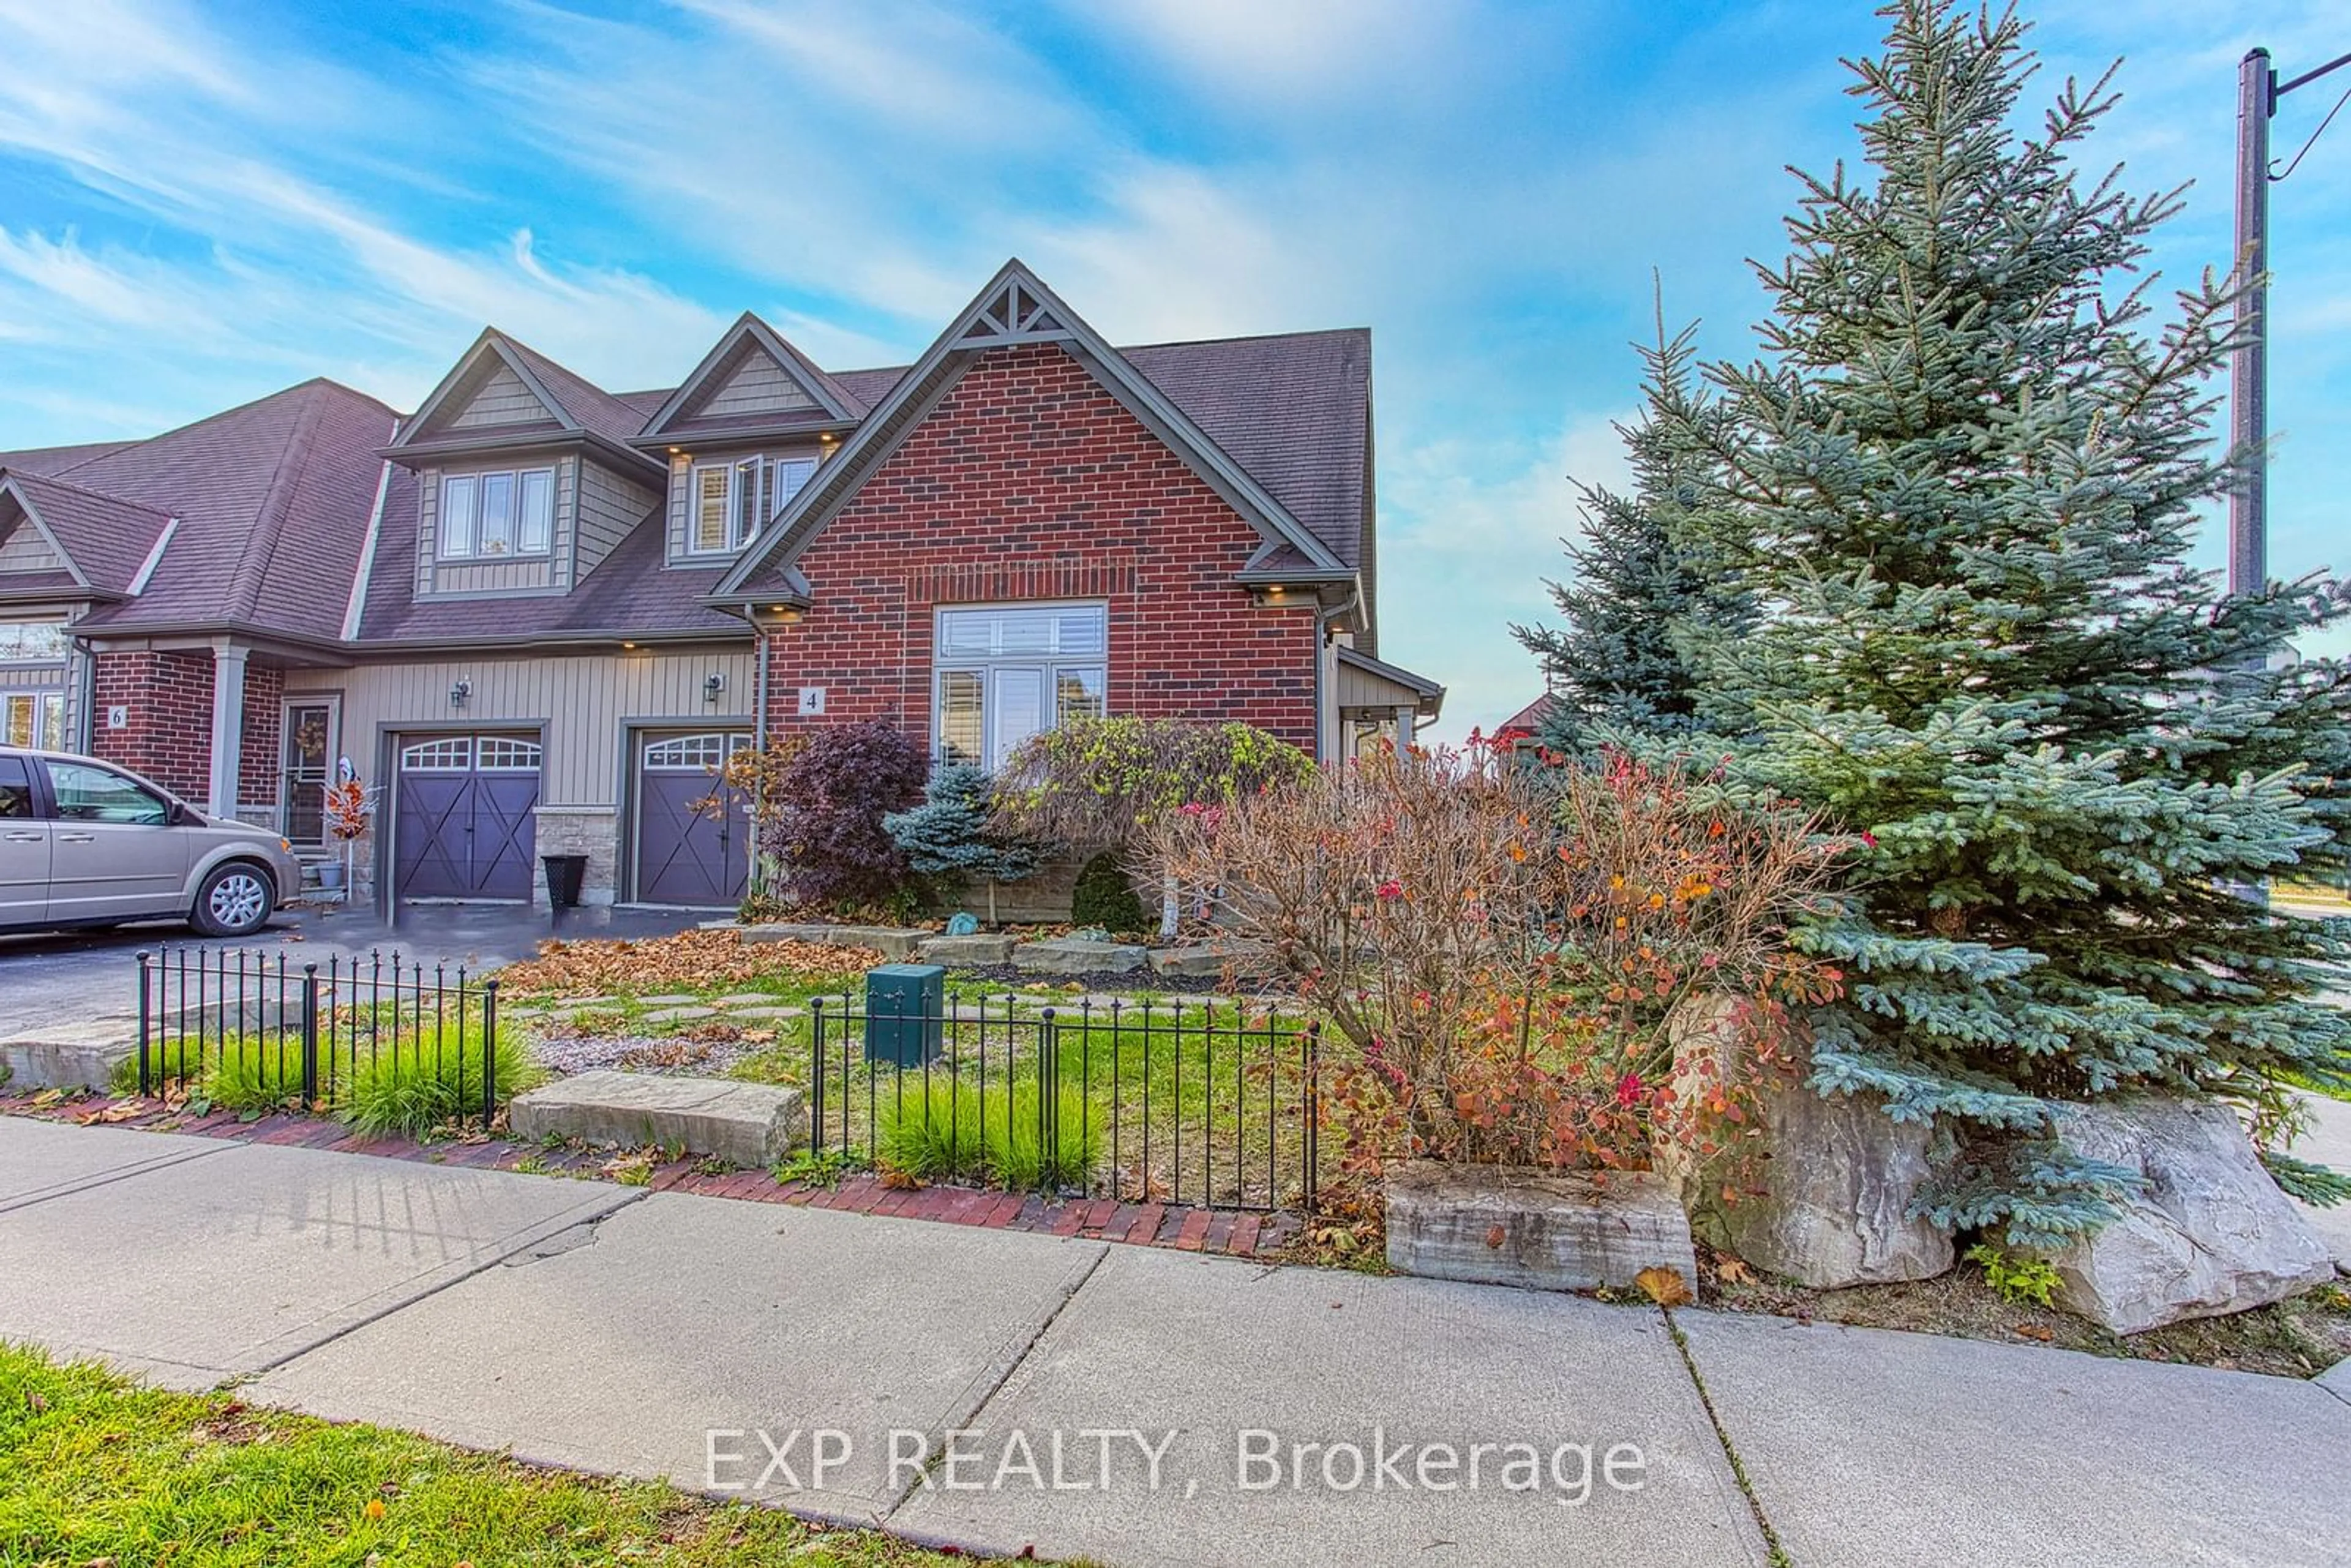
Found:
[0,0,2344,736]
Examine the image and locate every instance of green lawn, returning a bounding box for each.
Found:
[0,1342,994,1567]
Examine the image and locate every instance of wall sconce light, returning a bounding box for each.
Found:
[703,672,727,703]
[448,678,472,710]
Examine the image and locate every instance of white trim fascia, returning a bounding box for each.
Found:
[126,518,179,595]
[343,435,399,640]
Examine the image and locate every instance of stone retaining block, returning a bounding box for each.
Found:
[1012,937,1148,975]
[509,1071,806,1167]
[1384,1160,1697,1292]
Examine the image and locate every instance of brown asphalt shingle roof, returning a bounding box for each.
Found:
[62,379,397,640]
[0,440,137,477]
[0,471,173,594]
[4,323,1374,650]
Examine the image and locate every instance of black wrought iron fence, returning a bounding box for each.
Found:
[809,992,1322,1213]
[134,947,505,1129]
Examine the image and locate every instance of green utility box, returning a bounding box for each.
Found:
[865,963,945,1069]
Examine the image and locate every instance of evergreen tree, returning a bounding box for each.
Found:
[883,763,1038,923]
[1697,0,2351,1245]
[1513,298,1750,756]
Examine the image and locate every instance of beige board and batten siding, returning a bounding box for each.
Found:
[1334,658,1428,711]
[0,526,66,573]
[283,647,757,806]
[576,459,661,578]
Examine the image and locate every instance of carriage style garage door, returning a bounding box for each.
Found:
[634,731,749,907]
[394,734,542,901]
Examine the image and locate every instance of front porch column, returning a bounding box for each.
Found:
[208,641,248,819]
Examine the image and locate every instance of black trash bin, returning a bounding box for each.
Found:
[542,853,588,909]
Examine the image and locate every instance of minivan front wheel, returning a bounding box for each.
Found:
[192,863,274,937]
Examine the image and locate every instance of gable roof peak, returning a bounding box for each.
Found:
[635,311,866,444]
[713,257,1352,602]
[391,327,659,467]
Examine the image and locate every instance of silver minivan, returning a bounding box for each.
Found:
[0,746,302,937]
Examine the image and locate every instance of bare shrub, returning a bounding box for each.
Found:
[1142,745,1848,1180]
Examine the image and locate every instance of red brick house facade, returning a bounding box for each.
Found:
[0,258,1441,913]
[754,342,1322,755]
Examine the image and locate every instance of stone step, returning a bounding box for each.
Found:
[508,1071,806,1166]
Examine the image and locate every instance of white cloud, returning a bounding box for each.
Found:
[1068,0,1449,98]
[1379,412,1637,743]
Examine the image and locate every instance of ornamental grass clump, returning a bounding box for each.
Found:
[1144,744,1846,1183]
[874,1077,1100,1191]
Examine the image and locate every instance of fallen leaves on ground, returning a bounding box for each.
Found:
[1714,1255,1757,1286]
[496,931,877,996]
[1635,1266,1695,1307]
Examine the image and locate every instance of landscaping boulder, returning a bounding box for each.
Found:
[1660,998,1951,1288]
[2042,1097,2336,1335]
[1385,1160,1697,1292]
[1011,937,1148,976]
[738,922,924,961]
[1672,1081,1952,1289]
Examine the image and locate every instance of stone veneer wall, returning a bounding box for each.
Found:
[532,807,620,907]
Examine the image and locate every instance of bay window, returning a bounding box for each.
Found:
[439,466,555,559]
[933,602,1108,771]
[689,454,819,554]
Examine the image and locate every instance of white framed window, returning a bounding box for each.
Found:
[688,454,820,555]
[439,467,556,560]
[2,691,63,749]
[0,622,69,663]
[932,602,1109,771]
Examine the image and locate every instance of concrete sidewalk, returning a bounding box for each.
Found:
[2,1116,2345,1567]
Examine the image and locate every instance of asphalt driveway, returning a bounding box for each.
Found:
[0,901,708,1043]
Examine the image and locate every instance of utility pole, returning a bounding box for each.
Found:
[2229,44,2351,598]
[2229,50,2269,599]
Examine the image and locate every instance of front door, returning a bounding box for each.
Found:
[282,700,336,846]
[0,755,48,925]
[393,734,542,901]
[634,730,749,907]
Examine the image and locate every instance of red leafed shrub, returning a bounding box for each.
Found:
[721,721,928,913]
[1143,743,1848,1185]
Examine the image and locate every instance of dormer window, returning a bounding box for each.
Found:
[440,467,555,560]
[689,454,818,555]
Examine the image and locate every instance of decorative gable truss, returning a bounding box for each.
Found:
[710,259,1353,610]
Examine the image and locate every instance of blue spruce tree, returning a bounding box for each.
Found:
[1699,0,2351,1245]
[1514,303,1750,757]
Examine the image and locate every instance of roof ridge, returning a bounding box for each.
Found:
[225,383,330,621]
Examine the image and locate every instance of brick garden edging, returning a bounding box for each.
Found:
[0,1092,1303,1259]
